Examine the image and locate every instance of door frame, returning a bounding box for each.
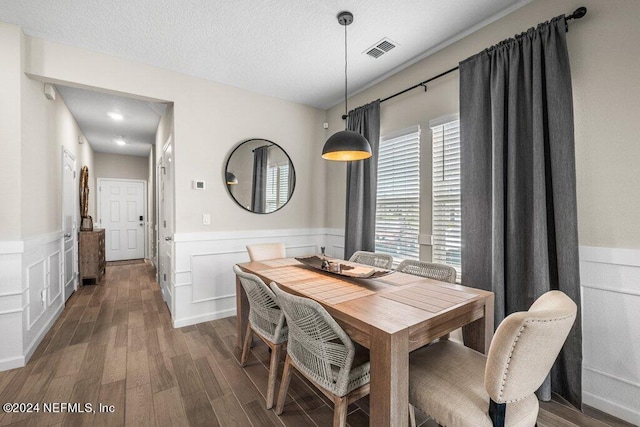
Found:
[156,135,174,309]
[61,148,78,301]
[96,177,148,260]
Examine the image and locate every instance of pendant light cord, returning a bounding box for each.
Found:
[344,21,348,130]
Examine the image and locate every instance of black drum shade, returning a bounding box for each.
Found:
[322,130,372,161]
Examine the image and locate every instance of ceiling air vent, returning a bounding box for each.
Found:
[364,38,397,59]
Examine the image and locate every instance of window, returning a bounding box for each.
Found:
[375,126,421,260]
[265,163,289,212]
[431,116,461,276]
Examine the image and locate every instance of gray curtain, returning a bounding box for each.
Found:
[251,145,269,213]
[459,16,581,407]
[344,100,381,260]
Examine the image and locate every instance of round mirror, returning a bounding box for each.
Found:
[225,139,296,214]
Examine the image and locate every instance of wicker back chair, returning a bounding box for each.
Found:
[246,242,286,261]
[233,265,287,409]
[270,282,370,427]
[396,259,457,283]
[348,250,393,269]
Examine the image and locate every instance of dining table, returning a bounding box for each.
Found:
[235,257,494,427]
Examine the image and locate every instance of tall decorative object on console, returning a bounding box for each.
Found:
[79,165,93,231]
[79,228,105,285]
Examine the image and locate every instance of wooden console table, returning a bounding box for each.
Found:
[79,229,106,285]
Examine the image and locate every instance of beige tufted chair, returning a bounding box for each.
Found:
[408,290,577,427]
[246,242,286,261]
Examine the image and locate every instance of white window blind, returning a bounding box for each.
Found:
[431,117,461,276]
[375,126,421,260]
[265,165,278,212]
[266,163,289,212]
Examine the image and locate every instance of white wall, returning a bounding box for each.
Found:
[0,23,23,240]
[56,93,95,218]
[94,152,149,182]
[171,228,342,327]
[0,23,94,370]
[24,36,328,235]
[3,20,330,345]
[324,0,640,422]
[0,24,24,368]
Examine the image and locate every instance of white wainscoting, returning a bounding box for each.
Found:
[580,246,640,425]
[171,228,344,328]
[0,232,66,371]
[0,240,24,370]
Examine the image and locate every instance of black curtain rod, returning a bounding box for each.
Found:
[342,6,587,120]
[252,143,274,152]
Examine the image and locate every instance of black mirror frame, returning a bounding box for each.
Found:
[224,138,296,214]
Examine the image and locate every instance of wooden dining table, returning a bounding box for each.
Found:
[235,257,494,427]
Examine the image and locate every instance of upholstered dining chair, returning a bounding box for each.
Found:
[246,242,286,261]
[270,282,371,427]
[233,265,287,409]
[348,250,393,269]
[408,290,577,427]
[396,259,457,283]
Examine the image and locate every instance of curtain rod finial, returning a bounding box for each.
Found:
[567,6,587,20]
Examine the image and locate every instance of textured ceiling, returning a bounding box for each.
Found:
[1,0,530,109]
[56,85,166,156]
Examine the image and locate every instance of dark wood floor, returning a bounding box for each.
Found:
[0,262,631,426]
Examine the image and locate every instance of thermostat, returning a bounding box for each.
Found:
[192,180,206,190]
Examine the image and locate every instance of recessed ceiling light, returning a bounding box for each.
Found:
[114,138,126,146]
[108,112,123,120]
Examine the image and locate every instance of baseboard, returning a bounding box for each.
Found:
[0,355,25,371]
[23,304,64,364]
[172,308,236,328]
[583,391,640,426]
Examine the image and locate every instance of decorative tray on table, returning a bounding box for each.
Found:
[294,256,392,279]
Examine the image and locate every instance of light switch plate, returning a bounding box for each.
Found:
[202,213,211,225]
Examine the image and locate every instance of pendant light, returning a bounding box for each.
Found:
[226,172,238,185]
[322,11,372,161]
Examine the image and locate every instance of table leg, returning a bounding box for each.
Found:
[236,275,250,349]
[463,293,494,354]
[369,327,409,426]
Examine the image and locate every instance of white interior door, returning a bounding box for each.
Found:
[99,179,146,261]
[158,137,174,308]
[62,149,77,301]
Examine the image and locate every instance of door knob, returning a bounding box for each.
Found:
[165,236,173,241]
[64,233,71,238]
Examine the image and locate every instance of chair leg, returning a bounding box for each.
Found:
[333,396,348,427]
[489,399,506,427]
[266,343,282,409]
[275,355,293,415]
[240,322,253,367]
